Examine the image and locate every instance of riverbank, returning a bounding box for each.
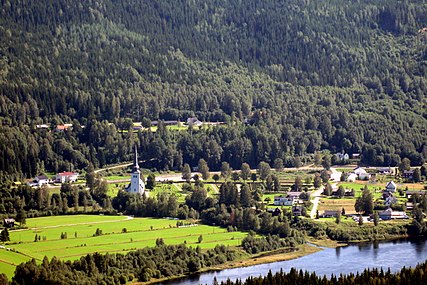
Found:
[306,237,347,248]
[139,243,321,285]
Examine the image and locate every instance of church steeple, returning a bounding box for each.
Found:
[126,145,145,195]
[133,145,140,172]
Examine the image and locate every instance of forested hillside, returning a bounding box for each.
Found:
[0,0,426,179]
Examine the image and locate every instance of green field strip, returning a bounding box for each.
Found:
[4,215,252,275]
[25,215,129,228]
[0,262,16,279]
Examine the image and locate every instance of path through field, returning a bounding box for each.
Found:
[310,167,342,218]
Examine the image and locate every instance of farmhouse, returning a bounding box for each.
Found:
[402,170,414,180]
[55,172,78,183]
[354,167,371,180]
[29,175,50,187]
[385,181,397,193]
[186,117,202,126]
[346,173,357,182]
[378,208,408,220]
[3,218,15,228]
[55,123,73,132]
[335,152,349,161]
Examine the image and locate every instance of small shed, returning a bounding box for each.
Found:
[3,218,15,228]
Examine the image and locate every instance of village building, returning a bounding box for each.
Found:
[186,117,203,127]
[402,170,414,180]
[29,175,50,187]
[378,208,408,220]
[3,218,15,228]
[385,181,397,193]
[273,196,293,206]
[346,173,357,182]
[36,124,50,129]
[126,146,145,195]
[354,167,371,180]
[335,152,349,161]
[322,210,340,218]
[54,123,73,132]
[55,172,78,183]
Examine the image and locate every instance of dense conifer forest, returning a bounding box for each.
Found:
[0,0,426,179]
[218,261,427,285]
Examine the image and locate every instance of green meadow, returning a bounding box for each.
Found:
[1,215,249,278]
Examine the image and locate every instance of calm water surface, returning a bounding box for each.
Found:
[159,238,427,285]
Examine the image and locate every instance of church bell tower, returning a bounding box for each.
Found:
[126,145,145,195]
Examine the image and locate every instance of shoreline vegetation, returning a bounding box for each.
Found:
[141,243,322,285]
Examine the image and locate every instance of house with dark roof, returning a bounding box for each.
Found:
[385,181,397,193]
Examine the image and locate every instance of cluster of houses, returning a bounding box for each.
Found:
[36,124,74,132]
[321,180,410,221]
[132,117,224,131]
[271,191,309,216]
[273,191,308,207]
[28,172,79,187]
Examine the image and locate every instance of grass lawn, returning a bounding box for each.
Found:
[2,215,250,278]
[0,250,32,278]
[103,175,131,181]
[149,183,186,202]
[107,182,128,197]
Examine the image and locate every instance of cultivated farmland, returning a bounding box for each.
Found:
[1,215,248,278]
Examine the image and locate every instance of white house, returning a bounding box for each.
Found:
[378,208,408,220]
[346,173,357,182]
[385,181,397,193]
[354,167,371,180]
[55,172,78,183]
[35,175,49,186]
[186,117,203,127]
[28,175,50,187]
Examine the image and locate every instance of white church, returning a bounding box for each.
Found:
[126,146,145,195]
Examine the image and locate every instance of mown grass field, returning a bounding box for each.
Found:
[1,215,249,278]
[318,198,357,215]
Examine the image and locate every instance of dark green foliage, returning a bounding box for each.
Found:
[355,186,374,215]
[241,232,302,254]
[145,173,156,189]
[220,260,427,285]
[0,0,425,181]
[0,228,10,242]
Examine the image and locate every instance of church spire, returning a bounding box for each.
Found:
[133,145,140,172]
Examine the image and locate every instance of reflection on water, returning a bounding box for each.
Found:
[158,238,427,285]
[335,246,341,259]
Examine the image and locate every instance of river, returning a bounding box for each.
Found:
[158,238,427,285]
